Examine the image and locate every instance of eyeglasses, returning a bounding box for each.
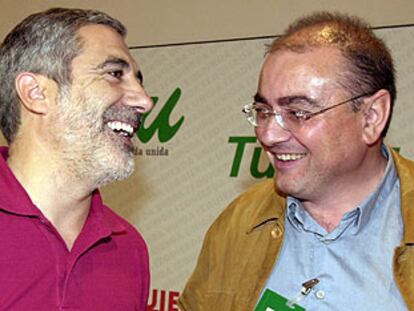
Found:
[242,92,372,131]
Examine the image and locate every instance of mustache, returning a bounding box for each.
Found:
[103,103,143,130]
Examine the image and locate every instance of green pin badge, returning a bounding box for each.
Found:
[255,289,305,311]
[255,278,319,311]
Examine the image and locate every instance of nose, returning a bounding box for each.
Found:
[274,113,288,130]
[255,118,292,147]
[123,78,153,113]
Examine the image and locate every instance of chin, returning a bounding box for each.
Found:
[93,150,135,188]
[116,156,135,180]
[276,178,303,197]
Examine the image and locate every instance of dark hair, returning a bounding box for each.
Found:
[0,7,126,143]
[267,12,396,137]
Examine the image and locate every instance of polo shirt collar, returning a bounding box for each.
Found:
[88,190,126,234]
[0,147,40,216]
[0,146,125,235]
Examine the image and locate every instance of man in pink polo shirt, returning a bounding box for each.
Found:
[0,8,153,310]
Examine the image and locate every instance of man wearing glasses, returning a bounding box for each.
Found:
[179,12,414,311]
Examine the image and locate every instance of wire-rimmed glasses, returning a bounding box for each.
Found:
[242,92,372,131]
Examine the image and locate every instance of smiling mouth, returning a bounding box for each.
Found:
[102,102,143,142]
[106,121,137,138]
[275,153,306,161]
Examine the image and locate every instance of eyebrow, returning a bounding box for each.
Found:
[254,93,319,108]
[278,96,319,108]
[96,56,144,84]
[254,93,269,104]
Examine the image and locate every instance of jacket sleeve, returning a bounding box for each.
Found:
[178,180,280,310]
[178,226,213,311]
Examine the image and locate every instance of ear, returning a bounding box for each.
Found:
[15,72,56,115]
[361,89,391,145]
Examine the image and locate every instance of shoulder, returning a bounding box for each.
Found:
[392,149,414,181]
[208,179,285,236]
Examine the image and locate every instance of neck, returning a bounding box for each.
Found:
[7,141,95,249]
[301,146,388,232]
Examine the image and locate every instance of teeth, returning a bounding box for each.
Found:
[276,153,305,161]
[107,121,134,135]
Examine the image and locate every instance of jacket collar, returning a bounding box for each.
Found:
[246,179,286,233]
[391,148,414,244]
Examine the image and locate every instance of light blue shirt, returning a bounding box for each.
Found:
[261,146,407,310]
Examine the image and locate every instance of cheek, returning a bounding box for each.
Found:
[99,84,122,102]
[80,78,121,101]
[307,119,363,163]
[298,121,343,158]
[296,122,327,148]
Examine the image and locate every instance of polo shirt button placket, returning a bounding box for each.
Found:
[39,217,54,232]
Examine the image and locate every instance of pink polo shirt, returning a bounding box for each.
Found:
[0,147,150,310]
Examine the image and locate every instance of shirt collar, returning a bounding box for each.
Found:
[0,146,125,234]
[354,144,398,234]
[0,146,40,216]
[88,190,126,234]
[286,144,397,236]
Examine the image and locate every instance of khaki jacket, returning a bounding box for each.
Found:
[178,150,414,310]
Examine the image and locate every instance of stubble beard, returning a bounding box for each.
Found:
[54,91,136,189]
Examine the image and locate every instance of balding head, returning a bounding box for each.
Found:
[267,12,395,137]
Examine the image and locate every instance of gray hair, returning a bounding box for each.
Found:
[0,7,126,143]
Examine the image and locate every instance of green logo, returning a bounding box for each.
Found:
[137,87,184,143]
[229,136,274,178]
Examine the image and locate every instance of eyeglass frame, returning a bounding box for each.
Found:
[242,92,374,131]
